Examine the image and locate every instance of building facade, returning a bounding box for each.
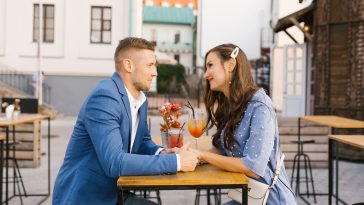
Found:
[142,5,195,74]
[0,0,143,115]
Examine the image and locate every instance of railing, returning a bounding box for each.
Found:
[146,93,198,110]
[0,62,51,104]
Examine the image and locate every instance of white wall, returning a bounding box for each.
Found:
[273,0,313,46]
[142,24,193,44]
[142,23,194,72]
[271,0,313,111]
[0,0,6,56]
[197,0,272,67]
[0,0,142,76]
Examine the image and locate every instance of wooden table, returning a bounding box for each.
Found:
[296,115,364,204]
[117,136,249,205]
[0,114,51,205]
[328,135,364,205]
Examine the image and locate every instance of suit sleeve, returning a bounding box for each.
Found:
[84,88,177,177]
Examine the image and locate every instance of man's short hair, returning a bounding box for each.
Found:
[114,37,155,64]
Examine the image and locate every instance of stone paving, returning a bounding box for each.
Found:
[2,115,364,204]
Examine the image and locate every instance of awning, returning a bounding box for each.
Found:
[274,3,315,42]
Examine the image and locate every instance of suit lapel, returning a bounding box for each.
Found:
[131,102,147,153]
[111,72,132,152]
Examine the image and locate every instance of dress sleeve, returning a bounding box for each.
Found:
[240,103,275,177]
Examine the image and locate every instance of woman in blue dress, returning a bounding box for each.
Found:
[195,44,297,204]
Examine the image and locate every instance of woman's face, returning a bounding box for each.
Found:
[204,51,228,93]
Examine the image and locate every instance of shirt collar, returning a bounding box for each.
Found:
[125,87,146,110]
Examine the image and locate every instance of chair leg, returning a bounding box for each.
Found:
[194,189,200,205]
[156,190,162,205]
[307,155,317,203]
[303,155,310,198]
[213,189,219,205]
[14,159,27,196]
[291,153,298,188]
[295,154,303,195]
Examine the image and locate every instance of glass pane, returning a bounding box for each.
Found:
[92,20,101,30]
[34,5,39,17]
[102,31,111,43]
[103,20,111,30]
[296,47,303,58]
[34,18,39,28]
[287,47,294,58]
[287,84,294,95]
[287,72,294,83]
[46,19,54,29]
[296,59,302,71]
[103,8,111,20]
[33,30,39,41]
[296,72,302,83]
[45,5,54,18]
[92,8,102,19]
[296,85,302,95]
[91,31,101,43]
[44,29,54,42]
[287,60,294,71]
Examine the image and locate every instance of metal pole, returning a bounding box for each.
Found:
[37,0,43,105]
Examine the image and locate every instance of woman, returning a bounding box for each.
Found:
[195,44,296,204]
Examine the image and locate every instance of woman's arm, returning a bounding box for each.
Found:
[197,149,260,179]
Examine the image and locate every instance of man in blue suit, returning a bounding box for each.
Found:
[53,37,199,205]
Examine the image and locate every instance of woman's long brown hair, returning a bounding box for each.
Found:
[204,44,259,151]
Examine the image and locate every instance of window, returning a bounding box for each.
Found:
[33,4,55,43]
[174,54,180,63]
[91,6,112,44]
[174,32,180,44]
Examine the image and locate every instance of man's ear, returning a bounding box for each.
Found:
[122,58,133,73]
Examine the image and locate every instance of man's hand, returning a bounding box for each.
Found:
[160,147,179,154]
[178,142,199,172]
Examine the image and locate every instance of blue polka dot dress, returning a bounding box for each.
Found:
[219,89,297,205]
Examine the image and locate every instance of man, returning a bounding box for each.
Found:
[53,37,199,205]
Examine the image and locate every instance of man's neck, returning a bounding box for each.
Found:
[125,85,140,99]
[117,71,140,99]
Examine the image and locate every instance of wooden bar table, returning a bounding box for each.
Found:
[296,115,364,203]
[0,114,51,205]
[328,135,364,205]
[117,136,249,205]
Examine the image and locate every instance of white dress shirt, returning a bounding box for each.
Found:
[125,88,180,171]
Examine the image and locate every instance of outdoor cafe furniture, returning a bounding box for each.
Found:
[0,134,4,204]
[117,136,249,205]
[328,135,364,205]
[0,114,51,205]
[294,115,364,204]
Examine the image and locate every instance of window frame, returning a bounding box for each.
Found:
[33,4,55,43]
[90,6,112,44]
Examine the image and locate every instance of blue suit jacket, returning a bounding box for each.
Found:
[53,72,177,205]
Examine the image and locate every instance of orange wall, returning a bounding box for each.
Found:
[143,0,198,9]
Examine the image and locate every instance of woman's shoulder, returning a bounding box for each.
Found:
[250,88,274,108]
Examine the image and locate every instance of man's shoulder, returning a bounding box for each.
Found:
[93,79,118,93]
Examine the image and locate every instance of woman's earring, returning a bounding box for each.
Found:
[229,72,232,85]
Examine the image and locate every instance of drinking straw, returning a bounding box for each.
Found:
[184,101,195,119]
[176,122,186,145]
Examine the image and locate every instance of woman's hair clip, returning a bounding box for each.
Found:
[230,47,239,59]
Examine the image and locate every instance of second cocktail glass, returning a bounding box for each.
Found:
[187,109,206,149]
